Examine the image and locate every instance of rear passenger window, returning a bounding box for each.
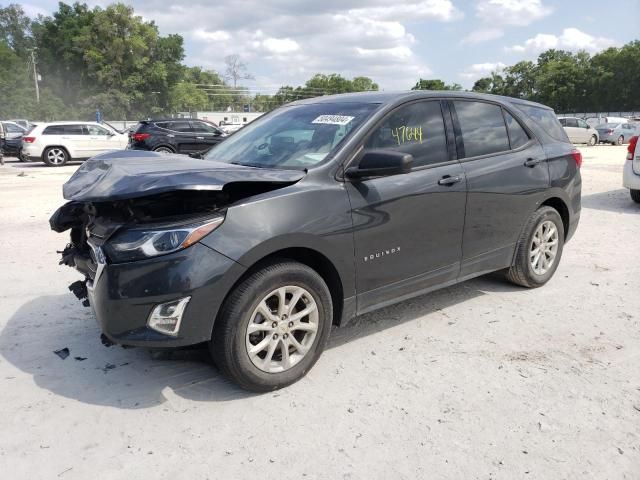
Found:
[566,118,578,128]
[453,101,509,158]
[504,111,529,149]
[365,100,448,168]
[43,125,65,135]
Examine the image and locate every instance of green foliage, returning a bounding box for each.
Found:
[412,79,462,91]
[471,44,640,112]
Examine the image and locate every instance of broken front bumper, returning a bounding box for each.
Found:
[86,242,245,348]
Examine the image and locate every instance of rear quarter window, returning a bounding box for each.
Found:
[516,105,569,142]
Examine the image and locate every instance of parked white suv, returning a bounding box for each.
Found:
[624,135,640,203]
[22,122,128,166]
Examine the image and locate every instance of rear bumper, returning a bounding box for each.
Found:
[87,242,246,348]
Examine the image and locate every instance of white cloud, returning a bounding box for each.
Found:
[476,0,552,26]
[461,28,504,45]
[506,28,617,54]
[193,30,231,42]
[349,0,462,22]
[459,62,506,80]
[261,37,300,54]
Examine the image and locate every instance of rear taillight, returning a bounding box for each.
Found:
[607,129,614,134]
[627,136,638,161]
[571,148,582,168]
[23,137,35,143]
[131,133,150,142]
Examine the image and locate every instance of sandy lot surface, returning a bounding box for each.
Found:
[0,147,638,479]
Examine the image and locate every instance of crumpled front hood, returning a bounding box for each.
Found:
[62,150,306,202]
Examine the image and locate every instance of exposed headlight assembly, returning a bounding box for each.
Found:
[104,216,224,263]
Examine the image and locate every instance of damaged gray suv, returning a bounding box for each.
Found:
[51,91,581,391]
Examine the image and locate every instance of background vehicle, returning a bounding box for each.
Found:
[23,122,129,166]
[1,121,27,161]
[596,122,639,145]
[585,116,629,127]
[129,119,227,154]
[623,135,640,203]
[558,117,599,145]
[53,91,581,391]
[8,119,32,130]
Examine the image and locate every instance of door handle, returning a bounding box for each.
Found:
[524,157,544,167]
[438,175,462,186]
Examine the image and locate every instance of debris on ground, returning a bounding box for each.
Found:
[53,348,70,360]
[73,356,87,361]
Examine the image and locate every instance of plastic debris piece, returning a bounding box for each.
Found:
[54,348,70,360]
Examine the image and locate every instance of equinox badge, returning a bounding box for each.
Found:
[363,247,401,262]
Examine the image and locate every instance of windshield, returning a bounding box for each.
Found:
[204,102,379,169]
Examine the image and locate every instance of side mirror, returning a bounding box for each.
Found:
[345,149,413,180]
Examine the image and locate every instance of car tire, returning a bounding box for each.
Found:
[506,206,565,288]
[210,260,333,392]
[18,148,28,162]
[153,146,174,153]
[631,189,640,203]
[588,135,597,146]
[43,147,69,167]
[617,136,624,145]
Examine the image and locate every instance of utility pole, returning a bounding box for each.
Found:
[31,49,40,103]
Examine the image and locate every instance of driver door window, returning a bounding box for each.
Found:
[364,100,449,168]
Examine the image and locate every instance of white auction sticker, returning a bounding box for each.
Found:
[312,115,354,126]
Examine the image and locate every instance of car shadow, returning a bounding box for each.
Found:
[0,274,518,409]
[581,189,639,214]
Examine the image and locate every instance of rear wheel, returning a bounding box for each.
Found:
[153,146,174,153]
[506,206,565,288]
[617,135,624,145]
[588,135,597,146]
[43,147,68,167]
[211,261,333,392]
[631,189,640,203]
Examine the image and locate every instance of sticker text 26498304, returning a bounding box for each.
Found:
[391,126,423,145]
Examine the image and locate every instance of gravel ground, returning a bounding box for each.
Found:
[0,146,638,479]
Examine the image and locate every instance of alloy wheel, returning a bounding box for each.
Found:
[530,220,559,275]
[245,286,319,373]
[47,148,66,165]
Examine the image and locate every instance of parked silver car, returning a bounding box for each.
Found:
[558,117,599,146]
[595,122,639,145]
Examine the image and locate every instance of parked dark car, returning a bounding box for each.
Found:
[51,91,581,391]
[129,119,227,155]
[1,121,27,160]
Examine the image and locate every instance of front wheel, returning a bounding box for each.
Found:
[43,147,69,166]
[631,189,640,203]
[506,206,565,288]
[211,261,333,392]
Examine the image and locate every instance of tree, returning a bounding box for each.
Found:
[169,82,208,112]
[224,54,254,88]
[412,79,462,91]
[0,4,34,58]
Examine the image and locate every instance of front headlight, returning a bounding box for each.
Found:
[104,216,224,263]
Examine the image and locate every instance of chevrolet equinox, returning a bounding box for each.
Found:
[51,91,582,391]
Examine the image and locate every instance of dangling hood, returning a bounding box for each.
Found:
[62,150,306,203]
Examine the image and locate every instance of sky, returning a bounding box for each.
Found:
[20,0,640,91]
